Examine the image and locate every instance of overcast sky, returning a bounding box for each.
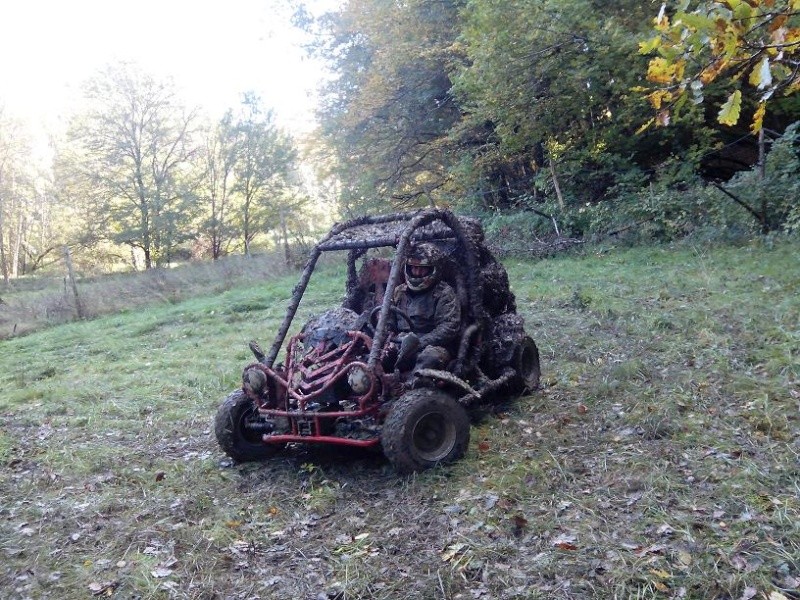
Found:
[0,0,336,141]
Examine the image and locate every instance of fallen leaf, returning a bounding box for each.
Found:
[151,567,173,578]
[88,581,116,596]
[739,587,757,600]
[554,541,578,551]
[650,568,670,579]
[441,542,466,562]
[512,514,528,529]
[552,533,576,545]
[730,554,748,570]
[656,523,674,536]
[478,441,491,452]
[637,543,667,555]
[155,472,166,482]
[577,403,588,414]
[783,576,799,590]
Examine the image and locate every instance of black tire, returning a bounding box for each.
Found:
[214,390,282,462]
[511,336,541,393]
[381,389,470,474]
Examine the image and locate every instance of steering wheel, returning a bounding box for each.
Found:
[365,305,413,336]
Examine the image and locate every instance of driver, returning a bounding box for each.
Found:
[392,242,461,371]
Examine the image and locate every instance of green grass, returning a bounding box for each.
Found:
[1,240,798,599]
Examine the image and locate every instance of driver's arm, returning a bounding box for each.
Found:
[418,284,461,348]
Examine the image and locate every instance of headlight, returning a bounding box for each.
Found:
[244,368,267,395]
[347,364,371,395]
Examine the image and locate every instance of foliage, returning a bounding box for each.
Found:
[639,0,800,132]
[228,93,299,255]
[311,0,737,220]
[0,110,70,280]
[724,120,800,230]
[453,0,655,185]
[61,63,200,269]
[312,0,464,212]
[196,111,240,260]
[49,69,304,271]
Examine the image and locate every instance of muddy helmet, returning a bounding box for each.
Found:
[404,243,443,292]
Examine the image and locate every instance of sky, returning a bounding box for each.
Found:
[0,0,337,147]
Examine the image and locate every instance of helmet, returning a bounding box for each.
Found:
[404,243,443,292]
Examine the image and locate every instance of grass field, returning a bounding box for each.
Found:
[1,239,798,599]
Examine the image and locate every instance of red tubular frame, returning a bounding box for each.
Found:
[256,330,386,446]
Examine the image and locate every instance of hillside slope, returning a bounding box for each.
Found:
[1,241,798,599]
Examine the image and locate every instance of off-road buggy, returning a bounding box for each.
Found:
[214,209,540,473]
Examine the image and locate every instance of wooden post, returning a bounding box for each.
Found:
[63,245,84,319]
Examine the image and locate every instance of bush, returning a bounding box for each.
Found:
[725,121,800,234]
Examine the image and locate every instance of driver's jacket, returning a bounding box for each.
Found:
[393,281,461,352]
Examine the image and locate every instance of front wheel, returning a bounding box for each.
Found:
[214,390,282,462]
[381,389,470,474]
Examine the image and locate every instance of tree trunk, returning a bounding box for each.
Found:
[0,201,8,284]
[243,204,251,257]
[63,245,84,319]
[280,209,290,266]
[11,212,24,278]
[549,160,565,211]
[758,128,768,232]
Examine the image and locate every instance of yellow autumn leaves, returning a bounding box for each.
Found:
[638,0,800,132]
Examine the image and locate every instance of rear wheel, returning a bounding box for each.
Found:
[511,336,541,393]
[381,389,470,474]
[214,390,282,462]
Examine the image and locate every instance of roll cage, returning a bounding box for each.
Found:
[261,209,488,377]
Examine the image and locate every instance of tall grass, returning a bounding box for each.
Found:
[0,252,300,339]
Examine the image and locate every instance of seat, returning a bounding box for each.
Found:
[343,257,392,315]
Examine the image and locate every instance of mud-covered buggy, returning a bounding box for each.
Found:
[214,209,540,473]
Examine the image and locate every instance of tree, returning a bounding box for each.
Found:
[0,109,63,280]
[0,108,26,283]
[65,63,199,269]
[451,0,671,213]
[639,0,800,132]
[229,93,297,256]
[312,0,464,213]
[196,111,239,260]
[310,0,711,226]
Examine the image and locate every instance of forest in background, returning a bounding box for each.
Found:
[1,0,799,281]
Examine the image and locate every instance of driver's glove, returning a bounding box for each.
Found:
[395,332,420,371]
